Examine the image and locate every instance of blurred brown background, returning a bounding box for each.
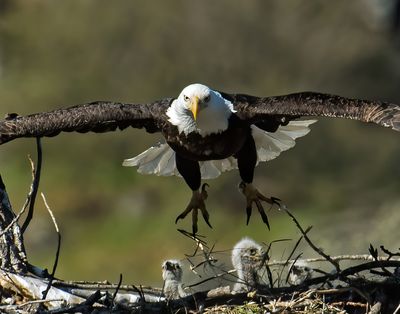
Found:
[0,0,399,288]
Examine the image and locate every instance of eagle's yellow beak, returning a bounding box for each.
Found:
[190,96,199,121]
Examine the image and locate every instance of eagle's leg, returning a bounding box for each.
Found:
[236,136,281,229]
[174,154,212,234]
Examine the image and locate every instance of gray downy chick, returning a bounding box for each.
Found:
[288,260,313,286]
[162,260,187,299]
[231,237,265,293]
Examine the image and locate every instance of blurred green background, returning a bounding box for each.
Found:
[0,0,399,288]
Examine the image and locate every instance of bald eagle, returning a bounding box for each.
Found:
[1,84,399,233]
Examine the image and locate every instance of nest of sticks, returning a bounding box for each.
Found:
[0,139,399,313]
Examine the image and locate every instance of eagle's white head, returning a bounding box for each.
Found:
[166,83,236,135]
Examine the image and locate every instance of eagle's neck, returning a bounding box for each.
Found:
[166,98,235,136]
[166,101,197,135]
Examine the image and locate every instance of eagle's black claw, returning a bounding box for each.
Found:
[246,205,252,225]
[192,208,198,235]
[270,197,282,209]
[200,206,212,229]
[175,213,185,224]
[203,215,212,229]
[255,200,270,230]
[240,182,279,229]
[199,183,212,229]
[201,183,209,193]
[175,208,192,224]
[175,186,211,234]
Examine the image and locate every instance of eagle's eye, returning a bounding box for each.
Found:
[204,95,210,103]
[249,248,257,256]
[183,95,190,102]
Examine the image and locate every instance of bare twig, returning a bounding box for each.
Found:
[112,274,123,306]
[285,253,303,284]
[282,260,400,289]
[188,241,224,289]
[199,243,219,279]
[315,286,370,303]
[0,298,65,310]
[380,245,400,259]
[48,290,103,314]
[131,284,145,303]
[285,232,307,266]
[280,232,308,285]
[283,207,340,272]
[178,228,208,247]
[340,260,400,278]
[52,280,160,294]
[267,254,400,267]
[393,302,400,314]
[259,238,291,288]
[260,241,274,288]
[369,244,393,276]
[40,193,61,301]
[284,233,304,266]
[179,228,214,279]
[22,137,42,234]
[0,206,25,239]
[187,269,236,288]
[189,257,219,271]
[0,155,37,238]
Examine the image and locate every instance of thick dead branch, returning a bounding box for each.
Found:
[0,270,86,309]
[268,254,400,266]
[0,175,27,273]
[48,290,103,314]
[0,254,399,313]
[0,156,35,240]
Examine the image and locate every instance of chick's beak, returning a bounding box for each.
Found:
[190,96,199,120]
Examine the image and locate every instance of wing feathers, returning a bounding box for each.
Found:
[1,90,399,146]
[124,120,315,179]
[0,100,171,144]
[230,92,400,132]
[252,120,316,163]
[364,103,400,131]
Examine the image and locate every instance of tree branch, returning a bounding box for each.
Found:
[21,137,42,234]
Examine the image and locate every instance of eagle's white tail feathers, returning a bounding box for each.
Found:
[198,156,239,179]
[123,120,316,179]
[199,161,221,179]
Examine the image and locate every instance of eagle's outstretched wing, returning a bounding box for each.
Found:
[1,91,399,146]
[0,99,172,145]
[224,91,400,132]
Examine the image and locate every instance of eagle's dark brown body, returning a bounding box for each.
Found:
[162,115,250,161]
